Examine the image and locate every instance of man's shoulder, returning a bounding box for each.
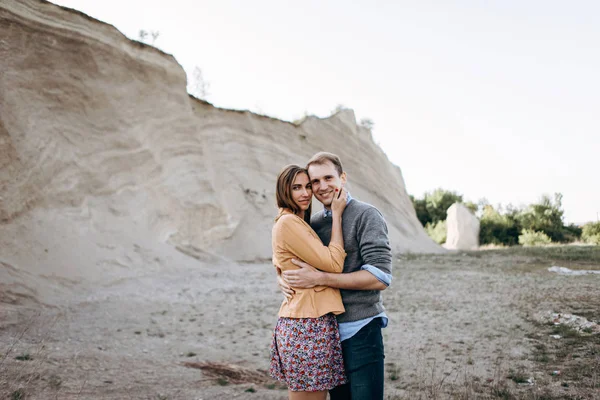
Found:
[347,198,373,211]
[346,198,384,219]
[308,198,387,227]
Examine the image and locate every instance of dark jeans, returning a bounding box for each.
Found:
[329,317,385,400]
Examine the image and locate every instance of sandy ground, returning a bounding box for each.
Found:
[1,247,599,399]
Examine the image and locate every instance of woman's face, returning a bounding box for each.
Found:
[291,172,312,212]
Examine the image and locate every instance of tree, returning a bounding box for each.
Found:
[188,66,210,99]
[359,118,375,130]
[479,204,520,246]
[150,31,160,45]
[411,189,466,228]
[517,193,565,242]
[425,220,447,244]
[464,201,478,214]
[331,104,347,114]
[138,29,148,42]
[410,195,430,227]
[137,29,160,46]
[424,188,463,224]
[582,221,600,245]
[563,223,583,242]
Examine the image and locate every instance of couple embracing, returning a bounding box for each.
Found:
[270,152,392,400]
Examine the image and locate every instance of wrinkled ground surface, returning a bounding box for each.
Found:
[1,246,599,399]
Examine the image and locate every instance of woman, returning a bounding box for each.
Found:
[269,164,347,400]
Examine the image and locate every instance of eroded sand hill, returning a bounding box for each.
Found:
[1,0,440,308]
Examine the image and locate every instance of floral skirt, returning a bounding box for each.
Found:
[269,314,347,392]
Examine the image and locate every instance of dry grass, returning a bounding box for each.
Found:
[181,361,274,385]
[388,245,599,399]
[474,244,600,266]
[0,313,56,399]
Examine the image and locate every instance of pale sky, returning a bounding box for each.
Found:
[50,0,600,224]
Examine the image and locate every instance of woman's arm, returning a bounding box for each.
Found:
[275,216,346,273]
[328,187,346,251]
[274,189,348,274]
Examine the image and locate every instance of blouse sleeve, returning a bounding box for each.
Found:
[274,215,346,273]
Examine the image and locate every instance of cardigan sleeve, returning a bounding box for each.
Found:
[274,215,346,273]
[356,207,392,276]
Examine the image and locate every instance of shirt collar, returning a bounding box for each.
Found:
[323,191,352,218]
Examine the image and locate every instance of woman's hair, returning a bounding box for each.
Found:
[275,164,312,224]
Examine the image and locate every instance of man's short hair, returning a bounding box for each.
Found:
[306,152,344,176]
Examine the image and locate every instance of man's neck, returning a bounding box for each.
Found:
[322,192,353,216]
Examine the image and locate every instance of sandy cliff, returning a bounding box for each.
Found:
[0,0,440,304]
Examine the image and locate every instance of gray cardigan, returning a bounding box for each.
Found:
[311,199,392,323]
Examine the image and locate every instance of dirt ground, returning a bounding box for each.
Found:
[1,246,599,399]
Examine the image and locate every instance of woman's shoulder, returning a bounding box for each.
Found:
[275,212,303,228]
[275,213,314,236]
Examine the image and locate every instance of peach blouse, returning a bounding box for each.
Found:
[272,209,345,318]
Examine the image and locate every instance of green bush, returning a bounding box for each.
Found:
[518,229,552,246]
[584,234,600,245]
[410,195,431,227]
[562,223,583,242]
[582,222,600,245]
[425,220,447,244]
[412,190,582,246]
[425,189,463,224]
[479,205,520,246]
[517,193,566,242]
[411,189,464,226]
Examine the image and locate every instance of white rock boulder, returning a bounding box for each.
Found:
[445,203,480,250]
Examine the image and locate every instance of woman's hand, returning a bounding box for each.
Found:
[331,187,347,217]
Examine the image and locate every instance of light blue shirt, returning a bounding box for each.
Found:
[338,265,391,341]
[322,192,353,218]
[322,193,392,341]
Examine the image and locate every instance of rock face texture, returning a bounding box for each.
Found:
[445,203,480,250]
[0,0,441,302]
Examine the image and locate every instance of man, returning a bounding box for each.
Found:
[279,152,392,400]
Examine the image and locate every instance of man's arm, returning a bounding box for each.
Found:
[284,259,387,290]
[282,207,392,291]
[356,207,393,278]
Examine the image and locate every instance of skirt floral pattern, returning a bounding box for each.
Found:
[269,314,347,392]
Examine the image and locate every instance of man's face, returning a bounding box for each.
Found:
[308,161,347,208]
